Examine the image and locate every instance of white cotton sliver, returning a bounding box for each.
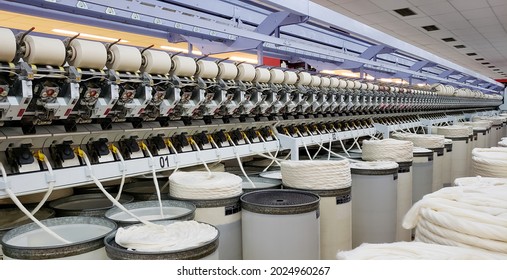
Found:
[361,139,413,162]
[391,133,445,149]
[281,160,351,190]
[418,218,507,253]
[115,221,218,252]
[402,184,507,254]
[169,171,243,199]
[336,242,507,260]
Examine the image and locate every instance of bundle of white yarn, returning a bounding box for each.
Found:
[349,160,398,171]
[403,185,507,254]
[115,221,218,252]
[454,176,507,187]
[437,126,471,138]
[336,242,507,260]
[473,116,504,126]
[499,140,507,147]
[460,121,492,130]
[391,133,445,149]
[281,160,351,190]
[169,171,243,199]
[361,139,413,162]
[472,147,507,178]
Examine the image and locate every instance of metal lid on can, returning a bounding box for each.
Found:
[241,189,320,215]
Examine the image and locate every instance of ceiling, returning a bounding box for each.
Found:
[312,0,507,80]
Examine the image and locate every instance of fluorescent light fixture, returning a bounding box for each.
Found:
[52,29,128,42]
[336,70,360,78]
[320,70,335,74]
[228,56,258,64]
[379,78,393,83]
[160,45,202,55]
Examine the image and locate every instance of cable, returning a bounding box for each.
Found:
[0,162,70,244]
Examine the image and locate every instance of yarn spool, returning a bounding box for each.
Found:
[472,147,507,178]
[437,126,471,181]
[281,160,351,259]
[361,139,414,242]
[350,161,399,248]
[169,171,243,260]
[412,148,433,204]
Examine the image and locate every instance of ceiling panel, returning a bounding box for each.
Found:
[340,0,384,15]
[417,2,456,16]
[314,0,507,79]
[449,0,490,10]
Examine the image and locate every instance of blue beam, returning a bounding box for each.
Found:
[438,69,460,78]
[228,11,306,51]
[392,60,435,79]
[300,58,341,71]
[340,45,394,69]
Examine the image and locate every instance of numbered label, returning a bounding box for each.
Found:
[159,156,170,169]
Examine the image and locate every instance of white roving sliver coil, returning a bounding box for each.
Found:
[115,221,218,252]
[437,126,471,138]
[472,147,507,177]
[336,242,507,260]
[454,176,507,187]
[403,185,507,254]
[391,133,445,149]
[361,139,413,162]
[281,160,351,189]
[169,171,242,199]
[460,121,492,130]
[499,140,507,147]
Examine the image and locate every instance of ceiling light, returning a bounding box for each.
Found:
[422,25,439,31]
[442,37,456,42]
[466,53,477,56]
[228,56,258,64]
[320,70,335,75]
[454,45,466,49]
[52,29,128,42]
[160,45,202,55]
[476,58,484,61]
[394,8,416,17]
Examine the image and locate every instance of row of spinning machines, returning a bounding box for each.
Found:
[0,27,503,181]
